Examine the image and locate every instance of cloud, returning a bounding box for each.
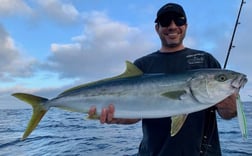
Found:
[0,0,33,17]
[0,0,80,25]
[37,0,80,24]
[0,24,36,81]
[41,11,155,80]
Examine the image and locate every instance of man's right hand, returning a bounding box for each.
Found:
[88,104,140,124]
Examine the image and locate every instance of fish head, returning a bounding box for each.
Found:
[189,69,247,104]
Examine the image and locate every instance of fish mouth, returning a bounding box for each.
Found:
[231,74,247,90]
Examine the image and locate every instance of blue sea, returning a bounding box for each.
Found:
[0,102,252,156]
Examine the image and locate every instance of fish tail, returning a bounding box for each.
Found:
[12,93,49,140]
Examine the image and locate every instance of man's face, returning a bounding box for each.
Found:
[155,13,187,48]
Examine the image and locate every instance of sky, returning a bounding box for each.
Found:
[0,0,252,109]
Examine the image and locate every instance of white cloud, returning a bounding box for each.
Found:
[51,43,81,53]
[0,0,33,17]
[0,24,36,81]
[41,11,155,80]
[37,0,80,24]
[0,0,81,25]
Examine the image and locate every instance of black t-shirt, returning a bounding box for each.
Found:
[134,48,222,156]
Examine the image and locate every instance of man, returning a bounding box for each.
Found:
[89,3,237,156]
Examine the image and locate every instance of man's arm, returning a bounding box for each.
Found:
[216,93,237,119]
[88,104,140,124]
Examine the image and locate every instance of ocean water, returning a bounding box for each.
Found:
[0,102,251,156]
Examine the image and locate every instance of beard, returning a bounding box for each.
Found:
[161,38,183,48]
[164,42,181,48]
[160,31,186,48]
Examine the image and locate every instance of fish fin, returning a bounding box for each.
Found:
[118,60,143,78]
[170,114,188,136]
[161,90,186,100]
[59,61,143,96]
[12,93,49,140]
[236,94,248,139]
[87,114,100,120]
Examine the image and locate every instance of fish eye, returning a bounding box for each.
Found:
[216,74,227,82]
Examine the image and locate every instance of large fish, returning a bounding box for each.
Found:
[12,61,247,140]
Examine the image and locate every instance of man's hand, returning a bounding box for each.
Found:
[88,104,140,124]
[216,93,237,119]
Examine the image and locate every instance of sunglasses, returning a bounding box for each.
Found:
[158,16,186,27]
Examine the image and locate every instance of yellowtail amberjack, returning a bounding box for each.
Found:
[12,61,247,140]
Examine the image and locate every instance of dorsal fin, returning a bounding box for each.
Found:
[119,60,143,78]
[58,61,143,97]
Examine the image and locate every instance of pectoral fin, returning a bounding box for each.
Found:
[171,114,188,136]
[162,90,186,100]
